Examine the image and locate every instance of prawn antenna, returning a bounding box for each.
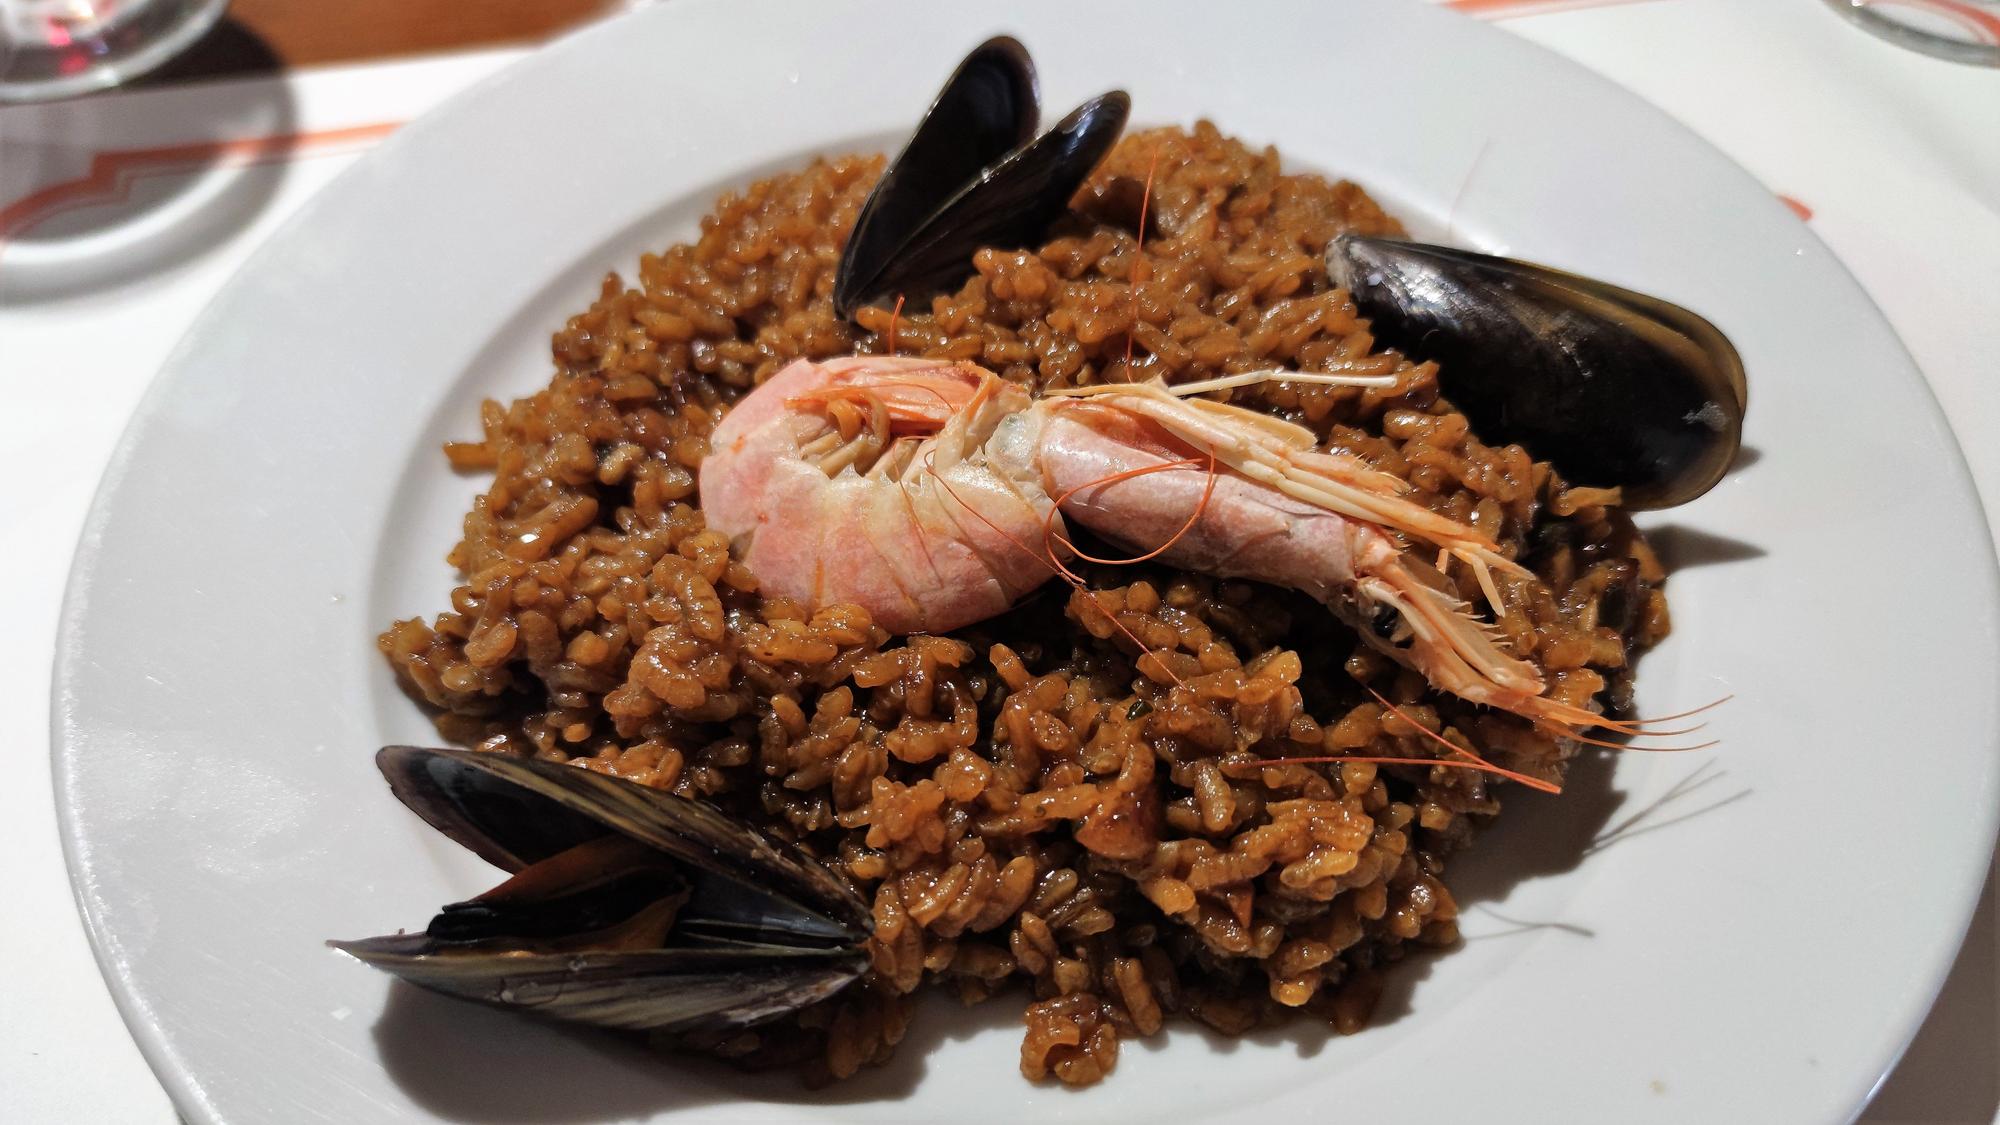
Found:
[1122,144,1162,375]
[1252,685,1561,795]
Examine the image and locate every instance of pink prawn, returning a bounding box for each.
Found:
[699,354,1651,743]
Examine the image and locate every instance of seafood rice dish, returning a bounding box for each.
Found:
[342,38,1741,1089]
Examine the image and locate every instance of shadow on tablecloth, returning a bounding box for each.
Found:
[1862,842,1999,1123]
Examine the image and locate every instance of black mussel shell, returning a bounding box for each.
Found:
[834,38,1130,319]
[329,746,871,1035]
[365,745,868,941]
[330,935,866,1035]
[835,36,1039,319]
[1327,235,1747,510]
[854,92,1129,315]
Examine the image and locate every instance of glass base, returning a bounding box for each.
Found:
[1824,0,2000,66]
[0,0,231,102]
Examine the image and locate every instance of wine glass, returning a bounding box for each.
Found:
[1824,0,2000,66]
[0,0,230,102]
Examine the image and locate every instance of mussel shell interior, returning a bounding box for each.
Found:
[1328,236,1746,510]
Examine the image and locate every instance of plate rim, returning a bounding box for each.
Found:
[50,0,2000,1121]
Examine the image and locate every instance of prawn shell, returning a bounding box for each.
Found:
[1326,235,1746,510]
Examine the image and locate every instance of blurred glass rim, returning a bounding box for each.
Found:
[0,0,233,103]
[1823,0,2000,66]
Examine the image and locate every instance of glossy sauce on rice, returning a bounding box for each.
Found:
[379,123,1670,1086]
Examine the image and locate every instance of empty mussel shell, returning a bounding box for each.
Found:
[1326,235,1747,510]
[329,746,870,1035]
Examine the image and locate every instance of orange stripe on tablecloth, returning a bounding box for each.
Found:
[0,121,403,243]
[1445,0,1669,17]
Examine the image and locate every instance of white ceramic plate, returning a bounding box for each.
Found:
[54,1,2000,1121]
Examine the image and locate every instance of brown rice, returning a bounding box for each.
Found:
[379,122,1669,1086]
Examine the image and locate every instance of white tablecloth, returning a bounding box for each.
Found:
[3,2,1995,1120]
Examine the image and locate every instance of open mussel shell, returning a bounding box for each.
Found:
[834,36,1040,320]
[1327,235,1747,510]
[329,746,871,1035]
[846,90,1130,316]
[834,38,1130,319]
